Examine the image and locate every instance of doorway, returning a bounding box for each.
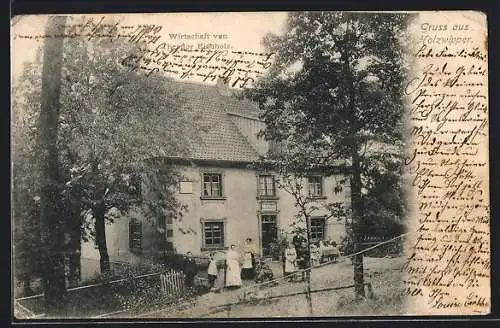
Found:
[261,214,278,257]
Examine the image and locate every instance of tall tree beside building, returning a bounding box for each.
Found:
[58,29,201,273]
[37,15,68,313]
[247,12,411,298]
[14,17,203,276]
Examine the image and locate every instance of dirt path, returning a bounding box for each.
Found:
[137,256,404,318]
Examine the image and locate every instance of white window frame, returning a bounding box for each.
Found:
[258,174,277,197]
[200,171,226,199]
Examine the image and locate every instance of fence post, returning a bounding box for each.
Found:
[167,270,175,295]
[178,271,182,294]
[171,270,175,295]
[175,272,182,294]
[160,274,164,294]
[170,271,175,295]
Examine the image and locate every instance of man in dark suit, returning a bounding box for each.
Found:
[183,251,197,288]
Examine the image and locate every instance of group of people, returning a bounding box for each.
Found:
[310,239,340,265]
[222,238,276,289]
[206,237,275,291]
[184,234,337,291]
[282,235,340,281]
[282,234,310,282]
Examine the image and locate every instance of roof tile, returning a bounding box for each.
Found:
[167,80,261,162]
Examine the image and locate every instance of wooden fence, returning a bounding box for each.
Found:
[15,268,190,319]
[160,270,185,295]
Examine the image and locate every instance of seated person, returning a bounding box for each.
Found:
[310,243,321,266]
[319,240,327,249]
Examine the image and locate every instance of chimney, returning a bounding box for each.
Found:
[215,77,233,96]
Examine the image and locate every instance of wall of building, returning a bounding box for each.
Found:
[80,207,160,280]
[80,163,351,274]
[174,164,350,256]
[173,164,261,255]
[270,173,351,242]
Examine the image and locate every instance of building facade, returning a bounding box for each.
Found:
[80,79,350,277]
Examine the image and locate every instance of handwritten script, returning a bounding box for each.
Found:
[403,13,489,314]
[13,16,275,88]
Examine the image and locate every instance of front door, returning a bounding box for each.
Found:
[261,215,278,257]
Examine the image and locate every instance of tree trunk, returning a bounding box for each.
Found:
[67,251,81,287]
[66,223,82,287]
[342,23,366,298]
[66,199,82,287]
[94,206,110,274]
[351,146,365,299]
[38,15,67,315]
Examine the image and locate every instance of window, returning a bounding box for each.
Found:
[158,216,166,230]
[158,217,167,247]
[258,175,276,197]
[165,241,174,251]
[310,217,326,241]
[203,221,224,249]
[166,229,173,238]
[268,140,283,156]
[203,173,222,197]
[308,176,323,197]
[129,219,142,251]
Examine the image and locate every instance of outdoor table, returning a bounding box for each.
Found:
[320,246,340,262]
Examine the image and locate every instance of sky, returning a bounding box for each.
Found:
[10,12,289,85]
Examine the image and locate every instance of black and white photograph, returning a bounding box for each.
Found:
[11,11,489,319]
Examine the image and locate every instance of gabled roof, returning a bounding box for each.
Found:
[166,80,262,163]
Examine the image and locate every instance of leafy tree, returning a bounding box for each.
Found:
[58,22,202,273]
[359,146,407,239]
[12,103,42,295]
[13,16,203,276]
[247,12,411,298]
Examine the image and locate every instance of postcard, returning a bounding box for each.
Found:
[11,11,489,319]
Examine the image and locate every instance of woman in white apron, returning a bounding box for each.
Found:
[241,238,257,280]
[225,244,242,289]
[284,243,297,282]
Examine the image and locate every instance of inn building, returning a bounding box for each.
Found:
[80,79,350,277]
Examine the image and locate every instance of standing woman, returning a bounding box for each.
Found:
[284,242,297,282]
[225,244,242,289]
[241,238,257,280]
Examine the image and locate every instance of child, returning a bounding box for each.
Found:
[284,242,297,282]
[311,242,320,266]
[207,252,218,290]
